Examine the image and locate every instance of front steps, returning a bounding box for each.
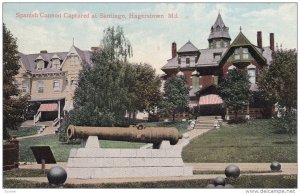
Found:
[194,116,222,130]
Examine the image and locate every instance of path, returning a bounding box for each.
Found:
[16,126,57,140]
[12,163,297,185]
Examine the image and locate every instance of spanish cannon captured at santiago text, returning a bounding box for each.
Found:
[67,125,183,146]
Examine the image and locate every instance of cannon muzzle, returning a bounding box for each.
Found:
[67,125,183,145]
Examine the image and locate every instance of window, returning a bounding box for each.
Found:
[38,81,44,93]
[53,80,61,92]
[186,58,190,64]
[247,64,256,84]
[210,42,213,48]
[178,57,181,64]
[37,61,44,70]
[216,41,221,48]
[243,48,249,59]
[214,53,221,61]
[234,48,240,60]
[52,59,60,69]
[22,80,28,93]
[224,41,228,48]
[71,80,78,91]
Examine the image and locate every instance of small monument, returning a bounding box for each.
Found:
[66,125,193,179]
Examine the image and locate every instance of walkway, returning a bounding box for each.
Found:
[16,126,57,140]
[13,163,297,185]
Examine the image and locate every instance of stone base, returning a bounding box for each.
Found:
[67,148,193,179]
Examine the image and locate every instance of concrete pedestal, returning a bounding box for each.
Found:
[66,136,193,179]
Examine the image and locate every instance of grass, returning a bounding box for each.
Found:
[19,135,81,162]
[19,134,146,162]
[8,127,39,138]
[3,175,297,188]
[4,169,49,177]
[142,121,191,134]
[182,119,297,163]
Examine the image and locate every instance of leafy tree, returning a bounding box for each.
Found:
[258,49,297,112]
[160,76,189,121]
[218,69,251,121]
[133,63,162,118]
[3,23,28,140]
[258,49,297,140]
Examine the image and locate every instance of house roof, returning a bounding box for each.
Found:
[219,31,267,66]
[19,46,93,74]
[208,13,231,40]
[177,41,199,53]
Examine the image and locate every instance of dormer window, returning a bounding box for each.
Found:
[186,58,190,64]
[178,57,181,64]
[214,53,222,61]
[234,48,240,60]
[51,54,61,69]
[243,48,249,59]
[224,41,228,48]
[35,55,45,70]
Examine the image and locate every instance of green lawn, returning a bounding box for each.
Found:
[3,175,297,188]
[142,121,191,134]
[19,134,145,162]
[182,119,297,163]
[8,127,39,138]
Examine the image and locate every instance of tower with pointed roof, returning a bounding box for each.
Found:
[208,13,231,49]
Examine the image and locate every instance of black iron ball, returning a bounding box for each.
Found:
[225,164,240,178]
[270,161,281,171]
[225,184,234,188]
[47,166,67,185]
[214,176,225,186]
[206,184,215,188]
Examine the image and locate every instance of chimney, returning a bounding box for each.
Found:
[40,50,47,54]
[270,33,274,51]
[257,31,262,49]
[91,47,99,53]
[172,42,177,58]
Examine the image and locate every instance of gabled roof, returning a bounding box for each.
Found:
[208,13,231,41]
[230,31,252,46]
[177,41,199,53]
[219,31,267,66]
[18,46,93,74]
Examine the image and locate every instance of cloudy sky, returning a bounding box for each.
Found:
[3,2,297,74]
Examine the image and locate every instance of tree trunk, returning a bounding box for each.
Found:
[172,110,175,121]
[234,109,238,122]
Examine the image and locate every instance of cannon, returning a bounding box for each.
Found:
[67,125,183,147]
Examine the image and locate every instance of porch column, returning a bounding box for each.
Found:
[225,107,229,120]
[58,100,61,119]
[246,104,250,119]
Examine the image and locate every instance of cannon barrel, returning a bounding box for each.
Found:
[67,125,183,145]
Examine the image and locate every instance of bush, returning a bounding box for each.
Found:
[272,111,297,141]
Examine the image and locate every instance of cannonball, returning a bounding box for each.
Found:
[206,184,215,188]
[225,184,234,188]
[47,166,67,185]
[214,176,225,186]
[225,164,240,178]
[270,161,281,171]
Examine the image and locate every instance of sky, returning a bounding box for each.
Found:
[2,2,298,74]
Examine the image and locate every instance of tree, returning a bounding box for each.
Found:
[258,49,297,140]
[258,49,297,112]
[133,63,162,118]
[218,69,251,121]
[3,23,28,140]
[160,76,189,121]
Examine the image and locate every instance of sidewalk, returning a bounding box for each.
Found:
[12,162,297,185]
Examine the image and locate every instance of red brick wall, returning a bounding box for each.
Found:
[200,75,214,88]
